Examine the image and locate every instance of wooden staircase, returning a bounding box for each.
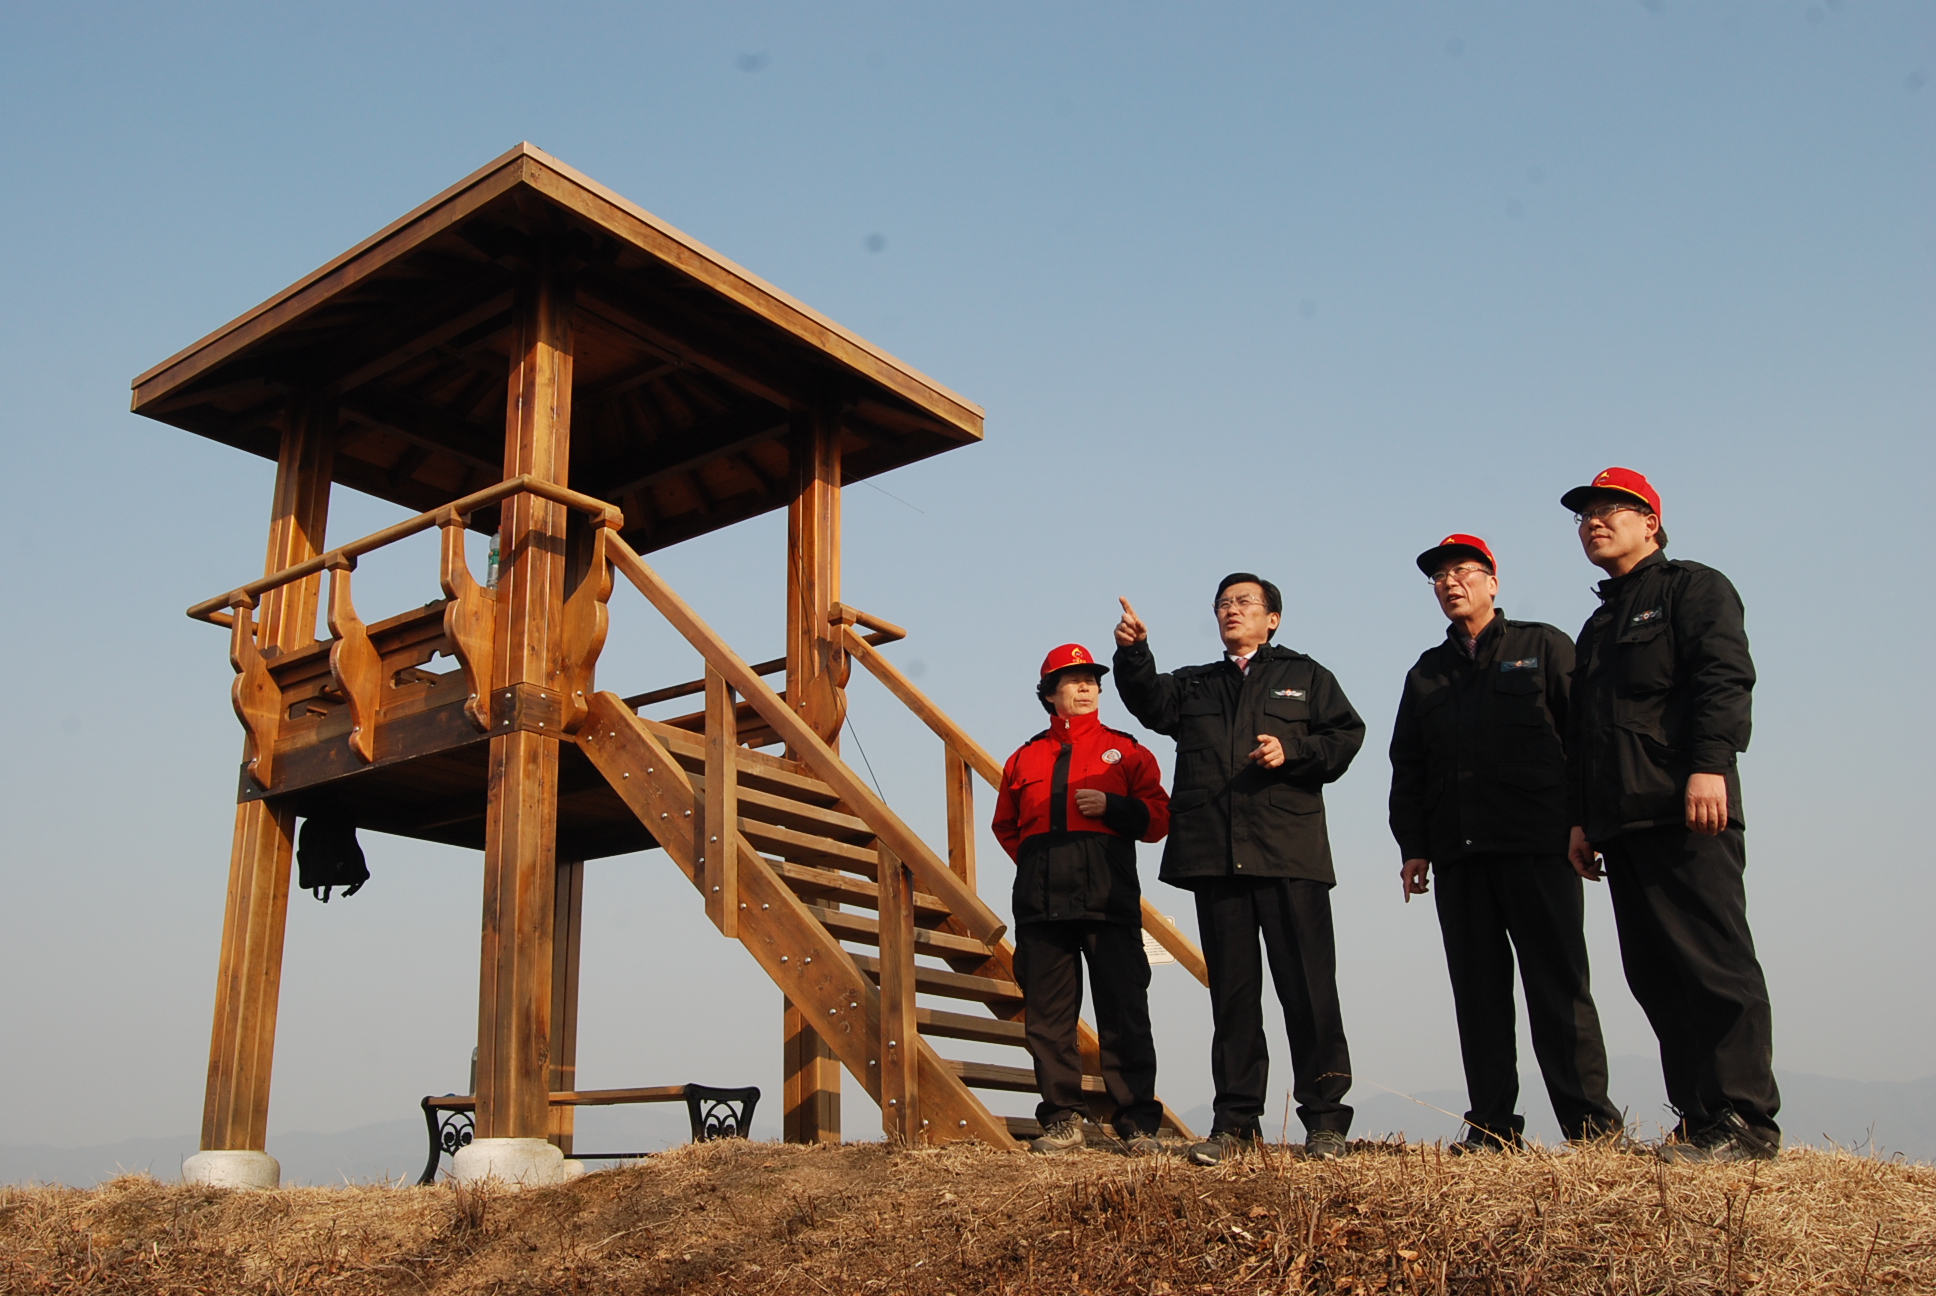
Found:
[581,535,1206,1148]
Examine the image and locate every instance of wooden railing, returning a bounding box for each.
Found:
[604,535,1009,948]
[192,475,621,789]
[187,474,621,626]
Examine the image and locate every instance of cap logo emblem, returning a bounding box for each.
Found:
[1101,748,1122,764]
[1070,647,1086,662]
[1500,657,1538,672]
[1629,607,1664,626]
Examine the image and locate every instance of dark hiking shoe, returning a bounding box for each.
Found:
[1122,1131,1167,1158]
[1029,1118,1087,1155]
[1449,1125,1523,1156]
[1304,1129,1350,1161]
[1187,1130,1256,1166]
[1657,1110,1779,1164]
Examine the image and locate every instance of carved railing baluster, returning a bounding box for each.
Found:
[326,558,383,763]
[439,515,496,732]
[228,594,281,788]
[558,515,615,734]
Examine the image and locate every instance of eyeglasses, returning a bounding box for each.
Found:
[1213,595,1267,613]
[1428,563,1491,586]
[1574,502,1644,526]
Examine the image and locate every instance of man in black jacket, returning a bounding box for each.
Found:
[1113,573,1365,1163]
[1563,467,1778,1163]
[1389,533,1622,1151]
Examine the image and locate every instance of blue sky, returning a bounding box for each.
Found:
[0,3,1930,1154]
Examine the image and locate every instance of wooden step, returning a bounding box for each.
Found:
[808,905,991,959]
[742,819,880,875]
[640,718,843,807]
[915,1007,1029,1048]
[693,776,874,844]
[851,954,1022,1006]
[773,860,949,921]
[947,1059,1105,1095]
[658,698,780,749]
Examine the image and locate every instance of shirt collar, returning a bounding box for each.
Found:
[1597,549,1667,600]
[1445,610,1504,657]
[1047,710,1105,742]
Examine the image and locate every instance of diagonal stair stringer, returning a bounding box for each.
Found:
[579,690,1018,1149]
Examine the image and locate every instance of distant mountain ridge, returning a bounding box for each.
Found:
[4,1061,1928,1187]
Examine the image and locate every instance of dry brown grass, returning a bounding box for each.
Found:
[1,1138,1930,1293]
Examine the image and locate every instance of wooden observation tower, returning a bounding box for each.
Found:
[134,145,1204,1189]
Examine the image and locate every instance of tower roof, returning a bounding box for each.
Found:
[132,143,983,550]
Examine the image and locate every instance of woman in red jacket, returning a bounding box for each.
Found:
[994,644,1171,1154]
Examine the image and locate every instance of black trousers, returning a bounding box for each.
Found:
[1602,824,1780,1137]
[1012,920,1164,1136]
[1433,853,1622,1141]
[1194,876,1352,1137]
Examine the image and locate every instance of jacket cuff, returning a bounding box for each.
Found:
[1689,746,1738,775]
[1100,793,1151,840]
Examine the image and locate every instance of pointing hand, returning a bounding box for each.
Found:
[1115,597,1149,647]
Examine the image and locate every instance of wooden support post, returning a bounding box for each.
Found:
[476,250,573,1143]
[548,859,585,1155]
[944,748,976,890]
[782,1000,843,1144]
[703,667,739,937]
[877,844,920,1145]
[782,405,844,1141]
[201,399,333,1155]
[786,406,845,748]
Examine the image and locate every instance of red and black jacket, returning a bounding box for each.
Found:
[993,710,1170,927]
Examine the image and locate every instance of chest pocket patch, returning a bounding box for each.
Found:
[1499,658,1538,672]
[1269,688,1308,700]
[1617,604,1674,692]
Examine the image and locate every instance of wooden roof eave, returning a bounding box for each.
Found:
[131,144,986,449]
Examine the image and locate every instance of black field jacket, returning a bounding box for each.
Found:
[1113,640,1364,887]
[1568,551,1754,843]
[1387,613,1575,865]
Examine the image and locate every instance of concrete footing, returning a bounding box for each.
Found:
[182,1149,281,1190]
[451,1137,579,1190]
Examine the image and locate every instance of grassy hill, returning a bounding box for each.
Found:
[2,1138,1930,1293]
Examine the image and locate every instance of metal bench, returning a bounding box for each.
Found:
[418,1084,761,1185]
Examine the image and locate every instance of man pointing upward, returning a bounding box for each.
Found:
[1112,576,1366,1164]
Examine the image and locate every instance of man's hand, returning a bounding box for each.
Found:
[1115,597,1149,647]
[1401,858,1430,903]
[1248,734,1285,769]
[1073,788,1108,818]
[1685,772,1729,836]
[1568,825,1603,881]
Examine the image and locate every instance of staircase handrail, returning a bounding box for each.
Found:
[605,534,1008,947]
[839,625,1210,985]
[187,474,622,626]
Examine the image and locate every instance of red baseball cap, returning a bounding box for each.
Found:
[1038,643,1108,683]
[1415,533,1497,578]
[1561,466,1662,518]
